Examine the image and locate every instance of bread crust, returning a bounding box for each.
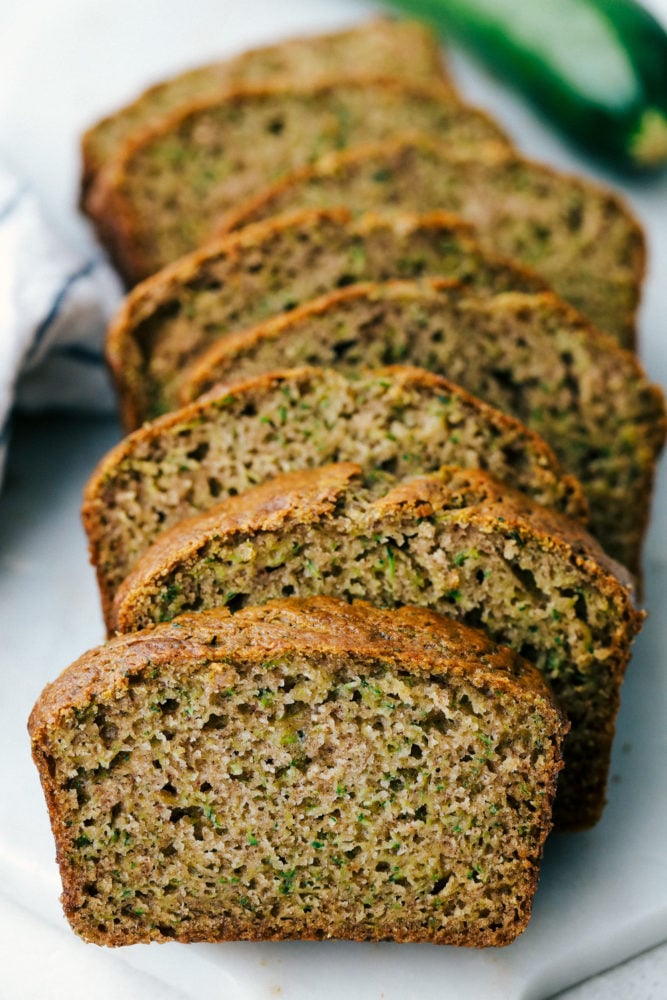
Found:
[31,596,561,736]
[112,464,638,630]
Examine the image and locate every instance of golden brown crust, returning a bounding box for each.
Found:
[29,595,562,755]
[214,133,646,348]
[111,463,638,637]
[84,77,510,284]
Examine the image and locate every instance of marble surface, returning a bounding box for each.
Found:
[1,1,666,996]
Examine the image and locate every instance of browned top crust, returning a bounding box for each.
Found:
[111,463,640,635]
[29,595,563,740]
[81,18,451,193]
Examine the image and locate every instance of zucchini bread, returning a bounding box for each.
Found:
[178,279,666,579]
[110,464,644,830]
[83,364,587,622]
[85,79,510,283]
[219,137,646,348]
[81,18,450,196]
[105,208,548,429]
[29,595,567,946]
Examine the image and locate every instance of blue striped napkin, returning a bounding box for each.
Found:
[0,166,123,482]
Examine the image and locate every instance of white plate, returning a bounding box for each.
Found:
[1,2,666,997]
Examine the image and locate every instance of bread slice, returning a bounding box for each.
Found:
[81,18,450,195]
[29,595,567,946]
[178,279,665,579]
[83,364,587,622]
[85,80,511,283]
[219,137,646,348]
[105,208,548,429]
[110,463,643,831]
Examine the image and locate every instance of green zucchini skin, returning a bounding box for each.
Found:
[389,0,667,170]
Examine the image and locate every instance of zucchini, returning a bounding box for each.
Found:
[388,0,667,170]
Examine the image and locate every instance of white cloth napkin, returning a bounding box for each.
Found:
[0,166,123,482]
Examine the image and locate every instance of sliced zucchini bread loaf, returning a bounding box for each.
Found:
[111,464,643,830]
[105,208,548,429]
[82,18,449,195]
[219,137,645,348]
[83,365,587,622]
[178,279,666,579]
[29,595,567,946]
[86,79,510,283]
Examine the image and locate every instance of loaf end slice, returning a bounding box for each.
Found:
[29,595,567,946]
[111,464,644,830]
[82,363,588,622]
